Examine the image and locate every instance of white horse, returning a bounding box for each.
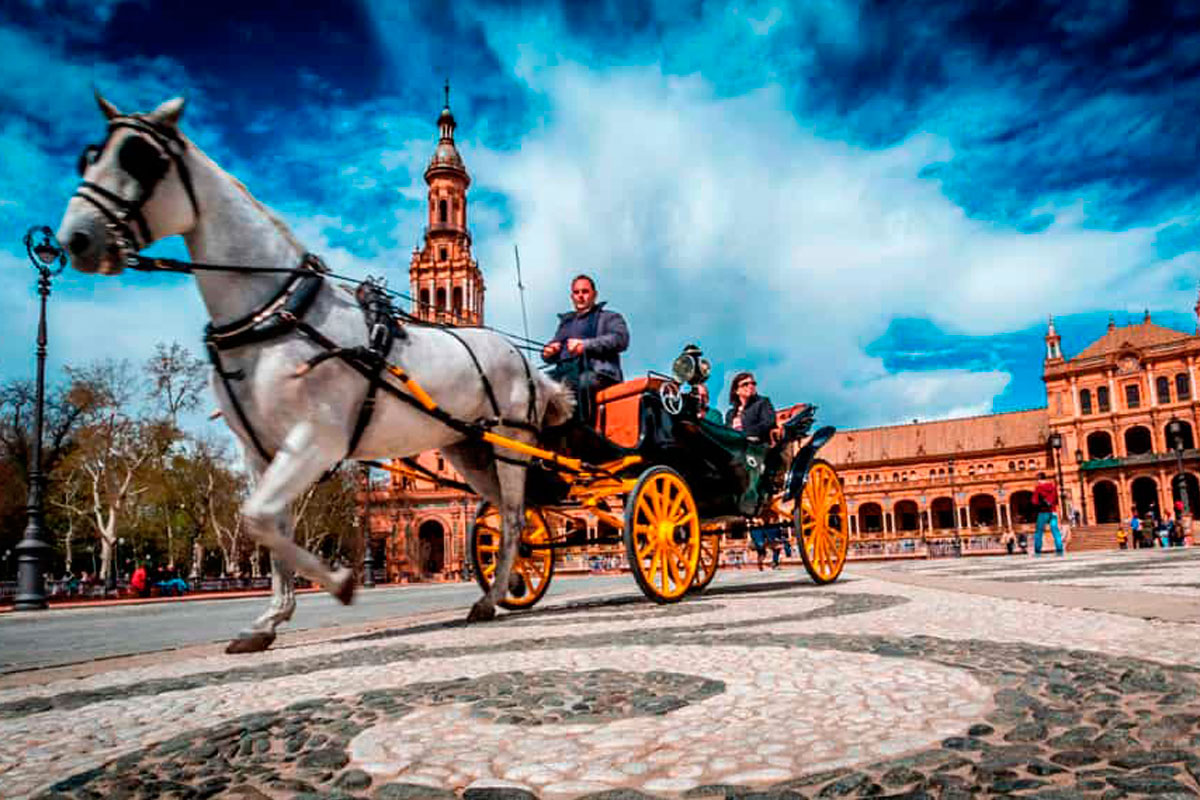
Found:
[56,93,574,652]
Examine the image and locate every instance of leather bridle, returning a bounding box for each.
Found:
[73,114,200,265]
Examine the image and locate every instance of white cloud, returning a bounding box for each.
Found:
[456,63,1164,427]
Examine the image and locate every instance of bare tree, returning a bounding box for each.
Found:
[64,360,169,583]
[144,342,207,426]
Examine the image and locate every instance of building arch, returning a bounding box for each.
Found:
[417,518,446,575]
[1009,490,1036,525]
[930,497,955,530]
[1124,425,1153,456]
[1091,480,1120,523]
[968,493,997,527]
[894,500,920,532]
[1166,420,1196,451]
[858,502,884,534]
[1086,431,1114,460]
[1130,476,1159,518]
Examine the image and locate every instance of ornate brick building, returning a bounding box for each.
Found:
[826,306,1200,557]
[365,90,484,582]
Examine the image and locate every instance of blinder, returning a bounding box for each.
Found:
[72,115,199,263]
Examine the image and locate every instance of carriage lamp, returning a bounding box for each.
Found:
[14,226,66,611]
[671,344,711,385]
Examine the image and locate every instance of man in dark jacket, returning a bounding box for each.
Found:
[542,274,630,423]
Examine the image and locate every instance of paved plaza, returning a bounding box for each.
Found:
[5,550,1200,798]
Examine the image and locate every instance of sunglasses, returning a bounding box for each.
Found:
[739,380,756,388]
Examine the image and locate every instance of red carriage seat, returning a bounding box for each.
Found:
[594,376,666,448]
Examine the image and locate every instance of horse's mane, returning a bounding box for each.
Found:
[181,132,307,256]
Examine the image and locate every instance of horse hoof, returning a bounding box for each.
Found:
[330,568,355,606]
[225,631,276,654]
[466,601,495,623]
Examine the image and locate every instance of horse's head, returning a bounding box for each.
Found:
[56,92,198,275]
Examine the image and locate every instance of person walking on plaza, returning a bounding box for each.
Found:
[1032,472,1064,556]
[1129,512,1142,548]
[541,274,630,424]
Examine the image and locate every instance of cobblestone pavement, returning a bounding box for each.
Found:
[8,550,1200,799]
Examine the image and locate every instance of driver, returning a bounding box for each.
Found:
[542,274,630,423]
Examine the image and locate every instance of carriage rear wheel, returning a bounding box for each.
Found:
[624,466,701,603]
[468,502,555,610]
[796,459,849,584]
[689,534,721,593]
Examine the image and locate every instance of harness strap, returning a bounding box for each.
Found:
[205,341,273,463]
[441,328,501,419]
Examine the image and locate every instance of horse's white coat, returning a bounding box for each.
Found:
[56,95,574,649]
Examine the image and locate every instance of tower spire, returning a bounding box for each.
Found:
[444,78,450,109]
[1044,314,1062,362]
[1194,280,1200,334]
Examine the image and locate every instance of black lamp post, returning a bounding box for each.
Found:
[1074,447,1088,525]
[947,458,961,556]
[1168,418,1189,520]
[361,464,375,589]
[14,226,66,611]
[1049,433,1066,525]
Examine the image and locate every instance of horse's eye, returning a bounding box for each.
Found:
[118,137,168,186]
[76,144,102,176]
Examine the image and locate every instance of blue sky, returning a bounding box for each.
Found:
[1,0,1198,430]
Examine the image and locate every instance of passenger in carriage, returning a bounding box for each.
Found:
[541,274,630,423]
[725,372,778,443]
[692,383,723,425]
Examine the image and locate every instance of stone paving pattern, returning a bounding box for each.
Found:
[7,549,1200,798]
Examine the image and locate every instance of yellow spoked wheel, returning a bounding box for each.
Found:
[624,466,701,603]
[689,535,721,593]
[796,459,849,584]
[468,501,554,610]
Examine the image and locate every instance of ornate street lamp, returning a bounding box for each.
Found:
[947,458,962,556]
[14,226,65,611]
[361,464,375,589]
[1168,418,1190,520]
[1074,448,1088,525]
[1049,433,1067,525]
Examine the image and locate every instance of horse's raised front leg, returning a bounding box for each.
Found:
[225,423,353,654]
[226,555,295,654]
[467,456,527,623]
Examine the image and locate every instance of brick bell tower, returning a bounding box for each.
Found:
[409,83,485,324]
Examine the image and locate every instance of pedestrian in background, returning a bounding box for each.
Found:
[1032,472,1064,556]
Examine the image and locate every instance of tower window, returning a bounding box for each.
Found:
[452,286,464,313]
[436,288,447,310]
[419,288,430,311]
[1178,373,1191,401]
[1097,386,1110,412]
[439,247,448,261]
[439,199,448,224]
[1080,388,1092,415]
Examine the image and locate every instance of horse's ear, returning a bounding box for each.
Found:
[148,96,185,127]
[94,88,121,120]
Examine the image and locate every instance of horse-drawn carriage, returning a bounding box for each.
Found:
[466,347,849,608]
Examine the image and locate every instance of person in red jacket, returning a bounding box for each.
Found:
[130,563,149,597]
[1032,473,1064,556]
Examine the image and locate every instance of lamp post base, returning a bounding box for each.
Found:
[14,516,50,611]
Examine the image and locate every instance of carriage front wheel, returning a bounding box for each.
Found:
[624,466,702,603]
[796,459,849,584]
[468,502,555,610]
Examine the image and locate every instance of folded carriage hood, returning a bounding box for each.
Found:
[783,425,837,500]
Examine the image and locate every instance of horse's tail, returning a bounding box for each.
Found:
[536,371,576,427]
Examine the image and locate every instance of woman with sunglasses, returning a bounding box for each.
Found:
[725,372,777,442]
